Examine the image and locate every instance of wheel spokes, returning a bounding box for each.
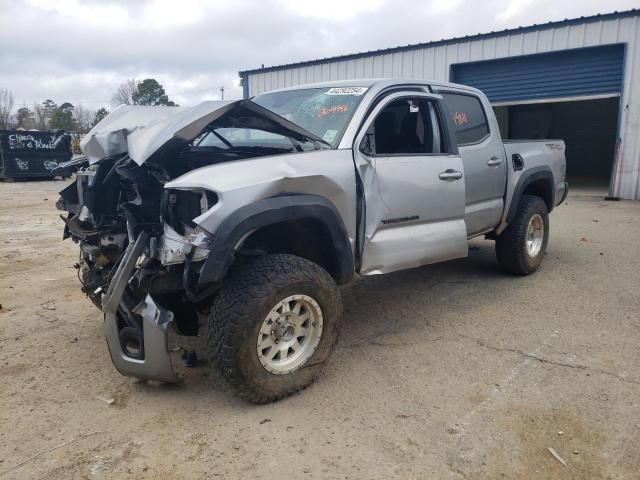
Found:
[290,338,301,353]
[267,345,281,360]
[292,300,303,314]
[280,345,291,359]
[525,214,544,257]
[256,295,324,374]
[295,311,309,326]
[258,332,273,348]
[259,322,273,336]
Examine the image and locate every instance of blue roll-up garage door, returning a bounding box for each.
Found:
[451,44,625,103]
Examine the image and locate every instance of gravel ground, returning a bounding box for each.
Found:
[0,179,639,479]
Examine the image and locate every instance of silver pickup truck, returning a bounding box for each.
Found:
[57,79,567,402]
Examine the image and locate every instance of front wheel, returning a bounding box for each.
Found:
[495,194,549,275]
[208,254,342,403]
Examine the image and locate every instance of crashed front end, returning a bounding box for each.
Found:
[56,99,331,383]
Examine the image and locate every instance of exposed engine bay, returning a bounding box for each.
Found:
[55,95,345,379]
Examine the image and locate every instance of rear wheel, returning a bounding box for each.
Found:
[208,254,342,403]
[496,194,549,275]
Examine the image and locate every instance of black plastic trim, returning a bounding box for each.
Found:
[558,182,569,204]
[198,195,354,286]
[506,167,555,224]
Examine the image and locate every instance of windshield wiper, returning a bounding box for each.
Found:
[211,130,234,148]
[289,137,304,153]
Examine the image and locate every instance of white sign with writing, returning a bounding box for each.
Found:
[325,87,368,96]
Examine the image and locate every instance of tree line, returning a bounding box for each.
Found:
[0,78,178,133]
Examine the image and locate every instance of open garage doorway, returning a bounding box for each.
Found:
[494,97,619,194]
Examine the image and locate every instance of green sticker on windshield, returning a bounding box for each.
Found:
[322,130,338,143]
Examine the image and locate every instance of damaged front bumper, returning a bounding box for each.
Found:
[102,232,181,383]
[104,296,179,383]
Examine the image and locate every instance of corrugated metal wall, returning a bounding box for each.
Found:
[242,13,640,200]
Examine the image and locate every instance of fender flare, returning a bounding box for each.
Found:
[506,167,555,224]
[198,194,354,285]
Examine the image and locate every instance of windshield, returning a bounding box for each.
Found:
[251,87,368,147]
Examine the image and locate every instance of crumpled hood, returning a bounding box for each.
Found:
[81,101,230,164]
[81,100,328,165]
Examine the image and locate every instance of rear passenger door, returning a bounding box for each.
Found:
[439,91,507,236]
[354,92,468,275]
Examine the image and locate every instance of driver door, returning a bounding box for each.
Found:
[354,92,468,275]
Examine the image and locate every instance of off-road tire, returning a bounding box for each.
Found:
[208,254,342,403]
[495,194,549,275]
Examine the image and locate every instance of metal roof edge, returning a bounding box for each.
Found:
[238,9,639,77]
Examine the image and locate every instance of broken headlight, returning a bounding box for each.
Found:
[161,189,218,235]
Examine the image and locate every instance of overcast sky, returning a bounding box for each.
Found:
[1,0,637,111]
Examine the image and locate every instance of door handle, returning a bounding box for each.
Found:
[487,156,503,166]
[439,169,463,181]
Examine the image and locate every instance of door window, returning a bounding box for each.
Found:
[441,93,490,146]
[361,99,443,156]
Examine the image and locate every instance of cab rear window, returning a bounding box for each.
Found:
[441,93,490,146]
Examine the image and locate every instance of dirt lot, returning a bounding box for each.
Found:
[0,180,639,479]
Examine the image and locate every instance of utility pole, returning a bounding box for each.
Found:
[219,86,225,101]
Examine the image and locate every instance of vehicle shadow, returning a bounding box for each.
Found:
[338,239,504,348]
[151,238,509,403]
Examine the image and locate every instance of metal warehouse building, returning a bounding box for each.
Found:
[239,9,640,200]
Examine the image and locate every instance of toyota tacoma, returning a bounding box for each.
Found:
[57,80,567,403]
